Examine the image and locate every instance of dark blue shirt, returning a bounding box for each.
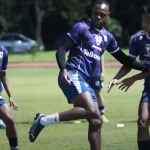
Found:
[0,46,8,92]
[129,31,150,88]
[66,20,119,79]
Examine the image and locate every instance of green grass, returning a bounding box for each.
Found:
[9,51,56,63]
[0,67,143,150]
[8,49,128,63]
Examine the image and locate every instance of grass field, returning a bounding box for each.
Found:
[8,50,128,63]
[0,65,143,150]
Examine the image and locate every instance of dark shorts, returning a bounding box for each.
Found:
[141,88,150,102]
[58,70,97,104]
[0,96,6,106]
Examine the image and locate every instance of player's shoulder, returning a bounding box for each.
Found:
[72,19,90,31]
[101,27,116,41]
[0,46,8,56]
[130,30,145,42]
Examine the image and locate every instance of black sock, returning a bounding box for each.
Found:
[138,140,150,150]
[11,148,18,150]
[8,137,18,149]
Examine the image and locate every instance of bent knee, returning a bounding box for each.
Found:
[89,118,102,128]
[87,110,100,120]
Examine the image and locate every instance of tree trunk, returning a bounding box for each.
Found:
[34,0,45,50]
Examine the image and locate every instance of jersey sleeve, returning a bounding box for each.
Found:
[106,33,120,54]
[129,36,140,58]
[1,48,8,70]
[67,22,88,45]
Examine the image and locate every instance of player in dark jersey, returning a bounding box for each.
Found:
[108,6,150,150]
[29,0,148,149]
[0,46,19,150]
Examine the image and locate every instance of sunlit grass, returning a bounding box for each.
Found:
[0,66,142,150]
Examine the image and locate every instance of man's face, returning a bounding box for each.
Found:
[142,15,150,33]
[92,3,110,28]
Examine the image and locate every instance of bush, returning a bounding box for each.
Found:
[107,17,122,43]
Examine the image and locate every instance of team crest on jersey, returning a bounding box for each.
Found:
[139,36,143,40]
[94,35,102,46]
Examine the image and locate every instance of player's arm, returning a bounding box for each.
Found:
[0,70,11,97]
[108,49,148,92]
[56,21,85,72]
[1,49,18,109]
[111,65,131,80]
[56,35,75,70]
[108,64,131,92]
[118,71,150,92]
[56,34,75,83]
[0,70,18,109]
[107,33,146,71]
[56,35,70,72]
[111,50,146,71]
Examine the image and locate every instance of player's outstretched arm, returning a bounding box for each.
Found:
[108,78,119,93]
[108,65,131,93]
[111,50,147,71]
[118,71,150,92]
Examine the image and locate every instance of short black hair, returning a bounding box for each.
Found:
[93,0,109,6]
[86,0,110,17]
[95,0,109,4]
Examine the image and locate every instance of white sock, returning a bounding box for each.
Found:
[40,113,60,126]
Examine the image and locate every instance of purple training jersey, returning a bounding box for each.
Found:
[0,46,8,70]
[129,31,150,88]
[66,20,119,79]
[0,46,8,92]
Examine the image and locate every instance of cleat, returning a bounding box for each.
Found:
[29,113,45,142]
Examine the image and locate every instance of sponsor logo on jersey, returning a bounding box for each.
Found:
[81,48,100,61]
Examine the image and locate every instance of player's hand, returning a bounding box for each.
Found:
[61,69,71,84]
[9,97,18,110]
[107,78,119,93]
[118,77,135,92]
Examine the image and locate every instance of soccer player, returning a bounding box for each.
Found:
[29,0,148,149]
[73,56,109,124]
[108,6,150,150]
[0,46,19,150]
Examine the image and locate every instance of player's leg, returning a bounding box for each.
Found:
[88,101,102,150]
[96,90,109,123]
[59,93,100,121]
[57,70,101,121]
[0,101,18,150]
[29,91,101,142]
[29,70,101,142]
[137,92,150,150]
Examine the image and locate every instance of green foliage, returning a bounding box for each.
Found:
[107,17,122,39]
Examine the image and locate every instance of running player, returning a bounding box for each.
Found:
[29,1,148,150]
[108,5,150,150]
[0,46,19,150]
